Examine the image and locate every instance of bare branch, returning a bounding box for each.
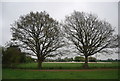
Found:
[63,11,117,58]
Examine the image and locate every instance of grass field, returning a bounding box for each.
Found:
[15,62,118,69]
[2,69,118,79]
[2,62,119,79]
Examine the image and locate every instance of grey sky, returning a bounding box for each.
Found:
[1,2,118,46]
[0,2,118,60]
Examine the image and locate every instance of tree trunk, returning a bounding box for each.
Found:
[83,56,89,69]
[37,57,44,69]
[38,60,42,69]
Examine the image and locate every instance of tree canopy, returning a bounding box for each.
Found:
[11,11,64,69]
[63,11,117,68]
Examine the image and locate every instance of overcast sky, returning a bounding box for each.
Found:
[0,1,119,60]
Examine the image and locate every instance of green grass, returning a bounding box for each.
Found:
[2,69,118,79]
[15,62,118,69]
[3,62,119,79]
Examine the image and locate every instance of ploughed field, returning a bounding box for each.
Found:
[2,62,119,79]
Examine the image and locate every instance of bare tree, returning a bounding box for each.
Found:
[11,11,64,69]
[63,11,117,68]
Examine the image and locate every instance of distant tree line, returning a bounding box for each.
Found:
[97,59,120,62]
[45,56,119,62]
